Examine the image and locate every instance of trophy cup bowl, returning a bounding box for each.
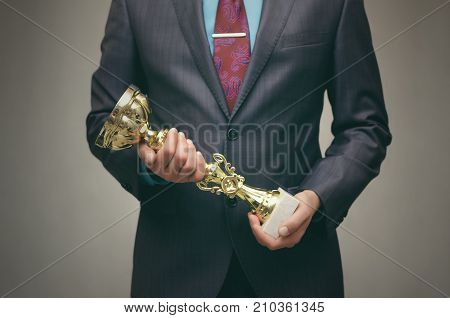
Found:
[95,85,300,238]
[95,85,168,151]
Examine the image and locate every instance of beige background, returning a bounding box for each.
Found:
[0,0,449,297]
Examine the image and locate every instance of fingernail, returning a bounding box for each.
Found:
[279,226,289,237]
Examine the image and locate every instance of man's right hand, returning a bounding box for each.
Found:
[138,128,206,183]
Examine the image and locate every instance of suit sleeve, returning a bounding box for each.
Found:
[86,0,168,202]
[299,0,392,231]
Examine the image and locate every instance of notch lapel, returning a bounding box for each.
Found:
[230,0,295,120]
[171,0,230,119]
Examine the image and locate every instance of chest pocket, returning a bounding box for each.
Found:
[280,31,330,48]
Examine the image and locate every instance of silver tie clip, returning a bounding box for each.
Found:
[212,32,246,38]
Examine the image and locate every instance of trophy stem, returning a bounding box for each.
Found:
[236,185,280,223]
[142,125,169,152]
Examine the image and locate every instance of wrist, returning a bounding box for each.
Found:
[297,190,321,215]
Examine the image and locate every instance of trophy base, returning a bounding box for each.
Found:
[261,188,299,239]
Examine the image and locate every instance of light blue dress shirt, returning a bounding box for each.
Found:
[141,0,263,186]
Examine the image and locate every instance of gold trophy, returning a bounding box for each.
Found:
[95,85,168,151]
[96,86,299,238]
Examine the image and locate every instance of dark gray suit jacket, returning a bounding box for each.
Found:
[86,0,391,297]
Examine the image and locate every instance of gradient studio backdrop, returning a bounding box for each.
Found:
[0,0,449,297]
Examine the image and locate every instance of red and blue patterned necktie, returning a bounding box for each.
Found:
[213,0,251,113]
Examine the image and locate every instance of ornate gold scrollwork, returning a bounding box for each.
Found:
[95,86,168,151]
[196,153,245,198]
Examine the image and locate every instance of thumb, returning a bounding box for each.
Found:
[278,204,306,238]
[140,144,156,168]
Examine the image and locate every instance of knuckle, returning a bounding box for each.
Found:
[178,169,189,178]
[166,147,176,159]
[167,165,178,176]
[144,161,152,170]
[159,165,170,176]
[266,242,277,251]
[178,152,188,165]
[193,171,204,182]
[145,156,155,167]
[182,162,196,175]
[174,154,187,169]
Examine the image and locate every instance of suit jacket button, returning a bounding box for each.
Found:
[227,128,239,141]
[226,197,238,208]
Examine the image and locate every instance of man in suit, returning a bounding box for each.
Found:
[86,0,391,297]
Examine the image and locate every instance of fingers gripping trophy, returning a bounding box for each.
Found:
[96,86,300,238]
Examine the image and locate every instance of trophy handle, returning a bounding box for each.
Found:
[143,127,169,152]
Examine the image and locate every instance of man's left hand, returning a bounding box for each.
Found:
[248,190,321,250]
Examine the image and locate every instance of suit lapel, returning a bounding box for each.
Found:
[171,0,230,119]
[230,0,295,119]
